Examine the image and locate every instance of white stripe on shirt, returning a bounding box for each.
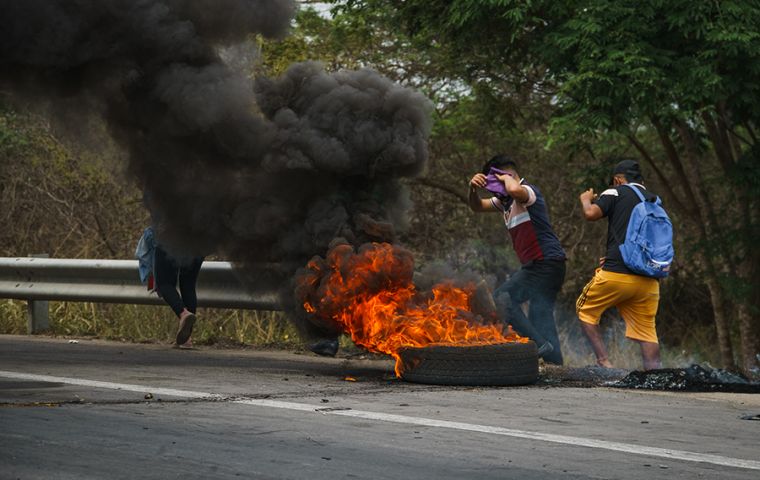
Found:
[507,211,531,229]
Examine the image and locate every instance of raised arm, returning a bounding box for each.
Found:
[500,173,530,203]
[468,173,499,212]
[579,188,603,221]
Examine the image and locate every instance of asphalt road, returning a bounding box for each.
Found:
[1,335,758,480]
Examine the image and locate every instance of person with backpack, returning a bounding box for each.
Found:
[469,154,566,364]
[577,159,674,370]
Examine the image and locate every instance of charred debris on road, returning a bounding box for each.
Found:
[610,364,760,393]
[537,364,760,393]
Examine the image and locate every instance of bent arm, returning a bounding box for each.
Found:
[581,201,604,221]
[502,175,530,203]
[579,188,604,221]
[469,187,498,212]
[468,173,499,212]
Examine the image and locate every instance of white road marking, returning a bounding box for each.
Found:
[0,370,219,399]
[2,370,759,471]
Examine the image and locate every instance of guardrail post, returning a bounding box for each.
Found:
[27,253,50,334]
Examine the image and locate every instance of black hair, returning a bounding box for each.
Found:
[481,154,517,174]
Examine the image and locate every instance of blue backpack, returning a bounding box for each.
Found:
[618,184,674,278]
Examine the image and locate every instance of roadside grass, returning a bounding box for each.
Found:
[0,300,303,347]
[0,300,26,335]
[2,299,717,369]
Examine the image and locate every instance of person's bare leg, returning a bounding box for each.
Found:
[636,340,661,370]
[579,320,612,368]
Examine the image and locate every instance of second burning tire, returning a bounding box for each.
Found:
[397,342,539,386]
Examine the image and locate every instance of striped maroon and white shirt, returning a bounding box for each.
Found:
[490,180,566,265]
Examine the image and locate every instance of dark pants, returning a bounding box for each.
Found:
[494,259,566,365]
[154,245,204,317]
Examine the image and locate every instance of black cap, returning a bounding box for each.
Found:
[610,159,643,185]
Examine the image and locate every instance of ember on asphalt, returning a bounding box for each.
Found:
[611,364,760,393]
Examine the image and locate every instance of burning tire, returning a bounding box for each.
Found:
[398,342,539,386]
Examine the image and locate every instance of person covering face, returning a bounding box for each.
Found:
[468,154,566,364]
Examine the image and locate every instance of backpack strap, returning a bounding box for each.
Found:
[623,183,647,203]
[610,184,646,247]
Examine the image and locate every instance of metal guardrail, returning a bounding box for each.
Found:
[0,257,282,333]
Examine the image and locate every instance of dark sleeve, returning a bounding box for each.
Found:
[593,189,618,217]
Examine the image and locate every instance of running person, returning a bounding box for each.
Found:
[577,159,662,370]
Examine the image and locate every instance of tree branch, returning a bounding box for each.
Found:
[674,119,733,258]
[650,116,702,217]
[410,177,469,204]
[701,110,735,172]
[742,121,758,145]
[627,133,692,217]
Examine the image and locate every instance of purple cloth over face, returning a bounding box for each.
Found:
[485,167,512,197]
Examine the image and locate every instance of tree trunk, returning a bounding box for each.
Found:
[737,302,759,378]
[702,263,738,370]
[699,111,759,375]
[649,117,738,369]
[736,248,760,377]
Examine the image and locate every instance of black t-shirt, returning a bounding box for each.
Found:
[593,183,657,275]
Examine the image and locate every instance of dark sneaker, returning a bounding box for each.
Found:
[176,313,196,346]
[308,338,339,357]
[537,341,554,358]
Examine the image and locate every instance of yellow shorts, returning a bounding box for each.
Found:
[576,268,660,343]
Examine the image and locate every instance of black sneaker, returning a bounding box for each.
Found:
[308,338,339,357]
[537,341,554,358]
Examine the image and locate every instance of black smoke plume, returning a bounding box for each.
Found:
[0,1,433,339]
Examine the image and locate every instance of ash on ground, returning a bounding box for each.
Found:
[610,364,760,393]
[538,365,630,388]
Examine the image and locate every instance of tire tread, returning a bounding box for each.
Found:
[399,342,538,386]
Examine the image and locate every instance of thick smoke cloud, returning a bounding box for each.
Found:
[0,1,433,337]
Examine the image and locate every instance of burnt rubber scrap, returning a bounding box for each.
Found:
[611,364,760,393]
[398,342,539,387]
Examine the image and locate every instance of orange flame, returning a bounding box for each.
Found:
[296,243,526,376]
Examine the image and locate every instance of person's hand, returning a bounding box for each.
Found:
[579,188,597,203]
[496,173,518,193]
[469,173,487,189]
[599,256,606,267]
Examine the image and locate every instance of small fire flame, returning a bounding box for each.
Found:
[296,243,527,375]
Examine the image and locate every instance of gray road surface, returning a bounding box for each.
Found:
[1,335,758,479]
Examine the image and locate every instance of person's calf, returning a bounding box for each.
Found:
[578,319,612,368]
[637,340,661,370]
